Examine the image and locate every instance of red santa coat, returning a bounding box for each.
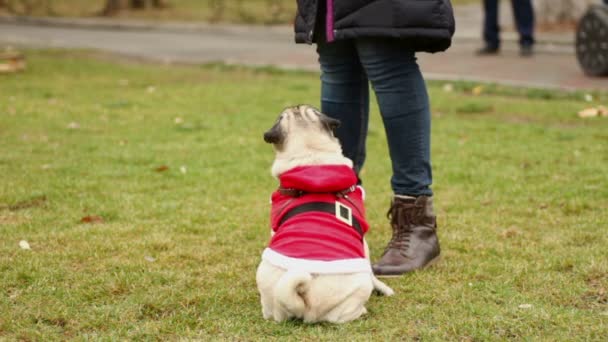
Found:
[262,165,371,274]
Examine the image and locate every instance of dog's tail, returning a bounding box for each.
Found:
[275,270,312,317]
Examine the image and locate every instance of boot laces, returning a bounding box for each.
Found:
[384,200,424,252]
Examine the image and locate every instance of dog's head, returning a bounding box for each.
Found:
[263,105,340,151]
[264,105,351,177]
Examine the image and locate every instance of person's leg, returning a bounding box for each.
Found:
[482,0,501,50]
[316,39,369,176]
[355,38,439,276]
[510,0,535,48]
[355,38,432,197]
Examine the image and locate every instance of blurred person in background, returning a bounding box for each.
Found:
[477,0,535,56]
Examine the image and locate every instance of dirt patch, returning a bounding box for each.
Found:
[0,213,28,225]
[0,195,47,211]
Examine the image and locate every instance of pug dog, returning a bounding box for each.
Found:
[256,105,394,324]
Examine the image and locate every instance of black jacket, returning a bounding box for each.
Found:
[295,0,455,53]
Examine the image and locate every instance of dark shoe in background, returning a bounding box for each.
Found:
[520,44,534,57]
[476,45,500,56]
[372,196,440,277]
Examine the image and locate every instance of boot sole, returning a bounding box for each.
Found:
[375,255,441,278]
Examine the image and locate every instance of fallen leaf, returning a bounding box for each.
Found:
[155,165,169,172]
[518,304,533,309]
[67,122,80,129]
[19,240,31,250]
[144,256,156,262]
[472,85,484,96]
[180,166,187,174]
[81,215,104,224]
[578,107,599,118]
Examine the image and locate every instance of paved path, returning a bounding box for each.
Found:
[0,5,605,91]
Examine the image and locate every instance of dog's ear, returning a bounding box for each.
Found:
[263,122,284,145]
[310,107,341,132]
[325,117,340,131]
[319,114,340,133]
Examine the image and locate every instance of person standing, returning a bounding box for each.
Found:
[478,0,535,56]
[293,0,455,276]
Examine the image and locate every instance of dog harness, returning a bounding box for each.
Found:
[262,165,371,274]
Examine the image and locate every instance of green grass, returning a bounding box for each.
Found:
[1,50,607,340]
[0,0,476,24]
[0,0,297,24]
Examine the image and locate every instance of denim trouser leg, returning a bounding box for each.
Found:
[317,38,433,197]
[317,39,370,176]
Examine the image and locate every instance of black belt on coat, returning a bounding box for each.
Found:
[278,201,364,238]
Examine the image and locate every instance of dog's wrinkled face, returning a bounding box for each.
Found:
[263,105,340,151]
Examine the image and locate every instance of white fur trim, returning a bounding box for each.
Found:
[262,248,372,274]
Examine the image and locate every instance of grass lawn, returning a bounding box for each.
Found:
[0,0,477,24]
[1,50,607,340]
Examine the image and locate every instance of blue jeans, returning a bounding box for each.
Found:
[483,0,535,49]
[316,37,433,197]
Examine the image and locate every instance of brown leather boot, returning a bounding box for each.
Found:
[372,195,440,277]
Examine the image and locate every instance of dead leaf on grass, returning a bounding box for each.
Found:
[155,165,169,172]
[0,49,26,73]
[578,106,608,118]
[80,215,104,224]
[19,240,31,250]
[144,255,156,262]
[518,304,533,309]
[67,122,80,129]
[578,107,599,118]
[472,85,484,96]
